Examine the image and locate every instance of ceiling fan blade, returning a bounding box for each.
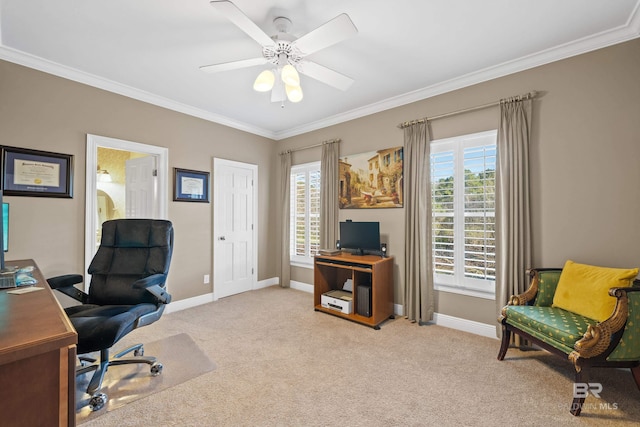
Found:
[292,14,357,56]
[210,1,274,47]
[200,57,268,73]
[298,60,354,91]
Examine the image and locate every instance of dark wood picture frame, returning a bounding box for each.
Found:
[1,146,73,198]
[173,168,210,202]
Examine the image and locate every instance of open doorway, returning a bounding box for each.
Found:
[85,134,169,288]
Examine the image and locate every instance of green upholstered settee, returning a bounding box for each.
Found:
[498,266,640,416]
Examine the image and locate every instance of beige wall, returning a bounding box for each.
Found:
[277,38,640,326]
[0,61,277,302]
[2,38,639,326]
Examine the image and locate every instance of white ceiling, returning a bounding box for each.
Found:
[1,0,639,140]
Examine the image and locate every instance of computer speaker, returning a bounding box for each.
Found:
[336,239,341,249]
[381,243,387,257]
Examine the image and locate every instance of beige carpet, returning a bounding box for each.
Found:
[79,286,640,426]
[77,333,216,424]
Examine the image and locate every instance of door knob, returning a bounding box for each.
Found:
[219,236,226,241]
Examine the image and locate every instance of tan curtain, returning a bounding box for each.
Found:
[403,122,434,323]
[320,141,339,249]
[280,151,292,288]
[495,97,532,335]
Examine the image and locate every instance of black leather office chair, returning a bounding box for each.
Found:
[48,219,173,411]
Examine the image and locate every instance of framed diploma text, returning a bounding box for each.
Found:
[173,168,210,202]
[1,146,73,198]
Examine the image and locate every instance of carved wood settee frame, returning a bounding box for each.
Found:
[498,268,640,416]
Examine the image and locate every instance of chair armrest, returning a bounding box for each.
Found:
[569,286,637,363]
[133,274,166,290]
[47,274,83,289]
[47,274,88,303]
[133,274,172,304]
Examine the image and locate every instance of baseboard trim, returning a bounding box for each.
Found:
[431,313,498,340]
[167,277,280,313]
[287,279,495,339]
[167,278,497,339]
[256,277,280,289]
[165,293,215,314]
[290,280,313,293]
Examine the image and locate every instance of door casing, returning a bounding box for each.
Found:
[85,134,169,290]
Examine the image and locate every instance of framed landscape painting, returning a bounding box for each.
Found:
[339,146,403,209]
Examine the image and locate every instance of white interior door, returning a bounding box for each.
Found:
[125,155,157,218]
[214,158,257,299]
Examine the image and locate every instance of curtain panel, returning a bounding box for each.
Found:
[495,97,532,336]
[320,142,339,249]
[280,151,292,288]
[403,121,434,323]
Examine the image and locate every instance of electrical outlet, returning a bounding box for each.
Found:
[204,274,210,284]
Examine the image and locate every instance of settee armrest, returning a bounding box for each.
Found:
[569,286,639,364]
[510,268,563,306]
[47,274,88,303]
[499,268,562,321]
[507,269,541,306]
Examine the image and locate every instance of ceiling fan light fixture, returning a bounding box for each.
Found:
[253,69,275,92]
[285,84,303,103]
[281,64,300,86]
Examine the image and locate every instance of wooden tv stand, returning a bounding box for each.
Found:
[314,252,394,329]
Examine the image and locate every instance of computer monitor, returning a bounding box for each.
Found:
[339,221,381,255]
[2,203,8,252]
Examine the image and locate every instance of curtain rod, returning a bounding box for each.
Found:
[280,138,341,155]
[397,90,538,129]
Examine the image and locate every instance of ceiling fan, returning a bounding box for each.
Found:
[200,1,358,104]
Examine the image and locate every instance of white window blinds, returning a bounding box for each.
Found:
[430,130,497,296]
[290,162,321,264]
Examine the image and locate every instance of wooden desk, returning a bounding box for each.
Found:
[0,259,77,427]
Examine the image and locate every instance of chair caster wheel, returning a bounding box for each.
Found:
[89,393,108,411]
[134,346,144,356]
[150,362,163,376]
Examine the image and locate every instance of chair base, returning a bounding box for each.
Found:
[77,343,163,411]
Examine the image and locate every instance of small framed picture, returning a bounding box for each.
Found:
[173,168,209,202]
[1,146,74,198]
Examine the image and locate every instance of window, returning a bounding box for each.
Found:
[430,130,497,297]
[290,162,321,266]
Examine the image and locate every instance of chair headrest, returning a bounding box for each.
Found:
[100,219,173,248]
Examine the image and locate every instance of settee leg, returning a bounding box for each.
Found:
[569,370,586,416]
[632,365,640,391]
[570,397,584,416]
[497,327,510,361]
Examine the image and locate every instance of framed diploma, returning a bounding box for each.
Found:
[173,168,209,202]
[1,146,73,198]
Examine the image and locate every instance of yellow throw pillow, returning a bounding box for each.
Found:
[552,260,638,322]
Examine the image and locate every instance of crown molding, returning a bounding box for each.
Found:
[1,5,639,142]
[0,46,277,140]
[274,11,640,140]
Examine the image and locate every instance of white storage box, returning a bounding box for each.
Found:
[321,290,353,314]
